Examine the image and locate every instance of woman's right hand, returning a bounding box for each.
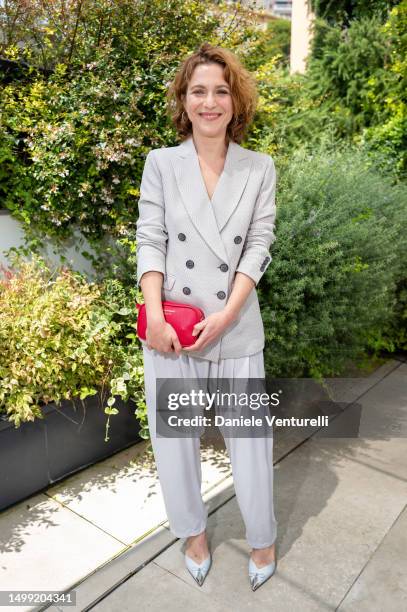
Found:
[146,319,183,355]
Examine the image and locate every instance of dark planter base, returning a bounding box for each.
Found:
[0,395,143,512]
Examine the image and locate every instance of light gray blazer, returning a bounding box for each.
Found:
[136,134,277,363]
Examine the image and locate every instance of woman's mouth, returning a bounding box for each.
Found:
[199,113,222,121]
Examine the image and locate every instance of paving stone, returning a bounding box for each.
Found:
[338,504,407,610]
[87,561,228,612]
[0,494,123,612]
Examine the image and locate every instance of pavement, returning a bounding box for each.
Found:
[0,355,406,612]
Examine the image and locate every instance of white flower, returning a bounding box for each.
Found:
[125,138,140,147]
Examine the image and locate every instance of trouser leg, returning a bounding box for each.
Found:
[213,350,278,549]
[142,346,209,538]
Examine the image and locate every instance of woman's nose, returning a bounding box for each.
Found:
[203,93,217,106]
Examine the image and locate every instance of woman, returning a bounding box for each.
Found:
[136,42,278,591]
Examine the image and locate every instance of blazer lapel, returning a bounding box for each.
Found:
[171,135,252,262]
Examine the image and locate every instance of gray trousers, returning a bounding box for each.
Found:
[142,346,278,549]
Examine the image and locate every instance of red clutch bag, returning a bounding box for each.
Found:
[136,300,205,347]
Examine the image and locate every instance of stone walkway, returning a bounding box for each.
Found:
[1,357,406,611]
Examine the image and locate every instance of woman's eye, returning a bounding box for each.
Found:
[191,90,229,95]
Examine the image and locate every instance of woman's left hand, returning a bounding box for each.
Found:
[183,310,236,352]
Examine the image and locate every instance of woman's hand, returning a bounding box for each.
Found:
[183,310,236,353]
[146,320,183,355]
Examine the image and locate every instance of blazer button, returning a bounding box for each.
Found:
[183,286,191,295]
[234,235,242,244]
[186,260,194,269]
[217,291,226,300]
[220,263,229,272]
[178,233,186,241]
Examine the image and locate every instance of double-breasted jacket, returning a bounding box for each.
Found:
[136,134,277,363]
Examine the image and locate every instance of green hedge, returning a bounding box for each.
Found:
[0,0,255,257]
[0,0,406,430]
[259,143,407,377]
[0,254,147,437]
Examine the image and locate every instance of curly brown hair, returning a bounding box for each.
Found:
[166,42,258,144]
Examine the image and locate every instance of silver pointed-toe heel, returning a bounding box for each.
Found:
[248,556,276,591]
[185,552,212,586]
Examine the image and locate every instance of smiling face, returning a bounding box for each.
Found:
[183,62,234,140]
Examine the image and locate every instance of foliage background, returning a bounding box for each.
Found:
[0,0,406,428]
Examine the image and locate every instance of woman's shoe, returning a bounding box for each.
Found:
[185,552,212,586]
[248,556,276,591]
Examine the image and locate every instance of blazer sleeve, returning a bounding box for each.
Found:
[135,150,167,289]
[235,155,277,287]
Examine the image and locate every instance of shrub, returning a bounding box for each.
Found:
[244,16,291,72]
[0,0,257,264]
[361,0,407,178]
[259,143,407,378]
[310,0,399,26]
[249,6,406,179]
[0,254,147,438]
